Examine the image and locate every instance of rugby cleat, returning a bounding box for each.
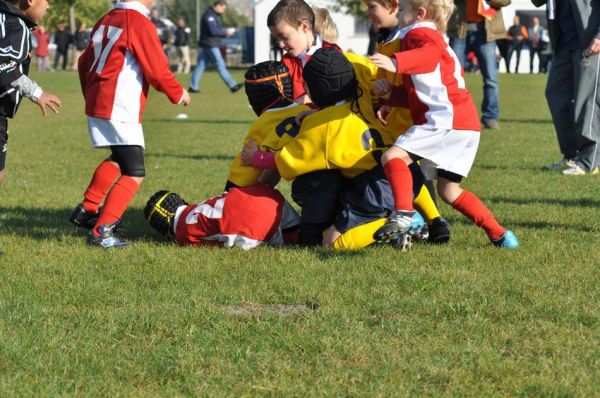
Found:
[374,210,426,243]
[86,221,129,248]
[491,230,519,249]
[391,234,413,251]
[69,203,100,229]
[427,217,451,244]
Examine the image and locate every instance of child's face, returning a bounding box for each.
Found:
[397,0,420,29]
[364,1,399,29]
[22,0,49,24]
[269,20,312,58]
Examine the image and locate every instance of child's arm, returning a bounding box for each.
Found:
[130,15,186,105]
[0,22,61,116]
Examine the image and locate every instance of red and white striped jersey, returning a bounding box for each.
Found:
[387,22,480,132]
[78,2,183,123]
[173,185,292,250]
[281,35,341,100]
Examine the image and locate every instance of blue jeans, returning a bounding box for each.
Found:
[450,29,499,120]
[189,46,237,90]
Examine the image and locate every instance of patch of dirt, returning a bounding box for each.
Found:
[221,302,319,317]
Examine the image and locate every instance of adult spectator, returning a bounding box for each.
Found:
[533,0,600,175]
[189,0,243,94]
[33,25,50,72]
[447,0,509,130]
[53,22,71,71]
[174,17,191,73]
[528,16,544,73]
[506,15,528,73]
[72,23,90,71]
[151,8,170,54]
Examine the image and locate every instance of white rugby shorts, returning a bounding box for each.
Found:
[394,125,480,180]
[87,116,145,148]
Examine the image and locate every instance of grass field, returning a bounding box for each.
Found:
[1,70,599,396]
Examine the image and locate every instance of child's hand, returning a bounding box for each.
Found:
[372,78,392,99]
[34,91,61,116]
[258,169,281,187]
[241,139,258,165]
[295,109,317,126]
[179,90,191,106]
[376,105,390,125]
[369,53,398,73]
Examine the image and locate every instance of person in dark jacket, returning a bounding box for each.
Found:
[189,0,242,93]
[0,0,62,186]
[53,22,71,71]
[72,22,89,71]
[174,17,191,73]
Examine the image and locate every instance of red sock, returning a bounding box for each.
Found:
[452,190,506,240]
[82,160,120,213]
[93,176,140,235]
[383,158,414,211]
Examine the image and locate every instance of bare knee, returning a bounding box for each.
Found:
[0,169,5,186]
[381,146,411,166]
[437,178,462,204]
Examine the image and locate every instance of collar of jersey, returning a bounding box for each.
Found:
[115,1,151,17]
[265,102,299,113]
[397,22,437,39]
[299,35,323,66]
[383,26,402,44]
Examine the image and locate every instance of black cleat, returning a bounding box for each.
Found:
[427,217,451,244]
[69,204,100,229]
[188,87,200,93]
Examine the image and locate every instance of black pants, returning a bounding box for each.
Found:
[0,116,8,171]
[53,50,69,70]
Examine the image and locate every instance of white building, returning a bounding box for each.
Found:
[252,0,548,73]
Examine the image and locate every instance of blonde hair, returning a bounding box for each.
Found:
[314,8,338,43]
[406,0,455,33]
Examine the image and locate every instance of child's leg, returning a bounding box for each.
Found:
[81,159,121,213]
[413,184,441,223]
[323,226,343,247]
[92,146,145,235]
[0,170,4,186]
[437,176,506,241]
[333,218,386,249]
[381,146,414,211]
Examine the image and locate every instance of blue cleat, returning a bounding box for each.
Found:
[86,221,129,248]
[492,230,519,249]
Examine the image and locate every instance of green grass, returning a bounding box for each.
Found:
[1,70,599,396]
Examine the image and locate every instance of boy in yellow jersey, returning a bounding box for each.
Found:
[225,61,310,190]
[363,0,451,244]
[242,48,425,247]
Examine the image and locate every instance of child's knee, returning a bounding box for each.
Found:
[381,146,410,165]
[0,169,5,186]
[437,178,462,204]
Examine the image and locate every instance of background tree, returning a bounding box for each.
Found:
[332,0,367,18]
[42,0,112,31]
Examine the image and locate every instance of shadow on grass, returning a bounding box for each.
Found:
[499,118,553,124]
[0,206,161,242]
[447,215,599,233]
[476,163,545,172]
[146,152,234,162]
[485,196,600,208]
[148,118,253,125]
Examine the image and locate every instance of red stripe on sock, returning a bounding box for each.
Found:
[383,158,414,211]
[93,176,140,235]
[82,160,120,213]
[452,190,506,241]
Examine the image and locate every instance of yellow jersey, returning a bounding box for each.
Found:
[227,103,310,187]
[377,38,413,137]
[276,102,394,180]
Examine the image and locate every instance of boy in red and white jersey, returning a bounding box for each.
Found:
[369,0,519,248]
[144,185,300,250]
[69,0,191,248]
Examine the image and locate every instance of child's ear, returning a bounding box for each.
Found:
[390,0,400,14]
[417,6,427,20]
[299,19,310,32]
